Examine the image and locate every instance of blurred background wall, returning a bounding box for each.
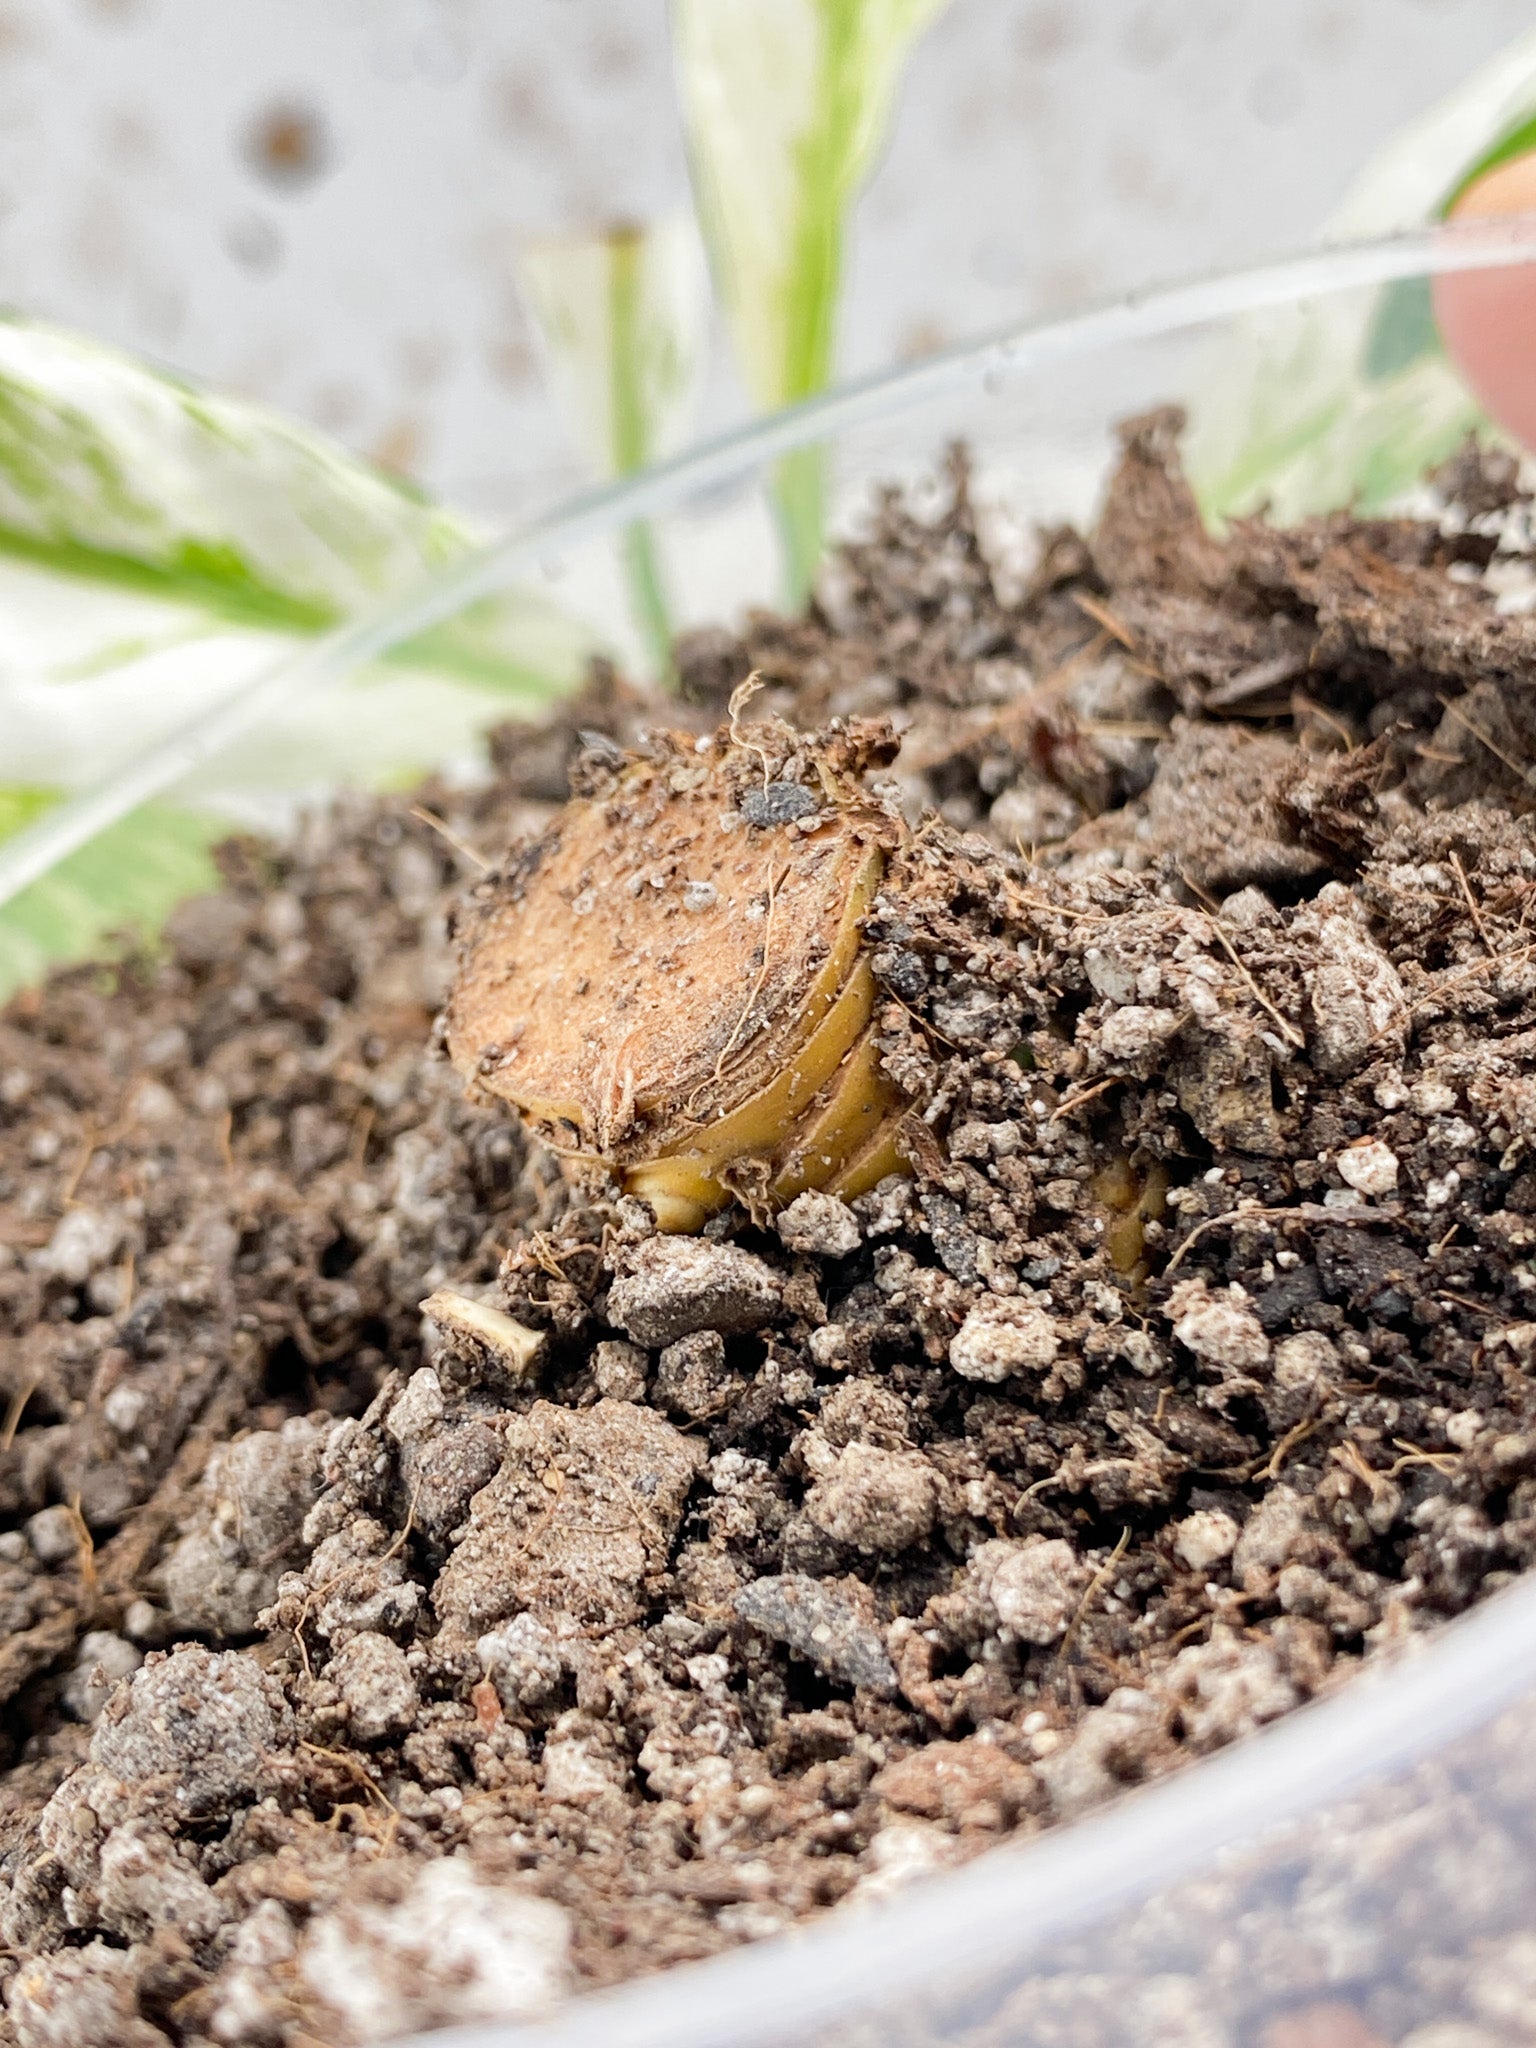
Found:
[0,0,1527,517]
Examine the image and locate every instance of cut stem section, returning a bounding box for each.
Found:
[444,721,910,1230]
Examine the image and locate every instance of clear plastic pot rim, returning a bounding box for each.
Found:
[413,1565,1536,2048]
[6,212,1536,917]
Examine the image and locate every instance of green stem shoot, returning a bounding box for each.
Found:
[609,227,678,686]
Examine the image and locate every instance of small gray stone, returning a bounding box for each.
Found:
[164,891,253,968]
[158,1416,325,1636]
[607,1237,780,1347]
[929,985,1008,1048]
[733,1573,897,1692]
[592,1339,650,1402]
[654,1329,742,1422]
[740,781,818,827]
[400,1419,505,1546]
[920,1192,981,1284]
[1098,1005,1182,1065]
[90,1646,292,1817]
[328,1632,419,1745]
[870,946,928,1003]
[385,1367,446,1445]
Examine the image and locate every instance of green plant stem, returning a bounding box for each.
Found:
[772,444,827,611]
[768,1,864,608]
[609,226,678,685]
[622,519,676,686]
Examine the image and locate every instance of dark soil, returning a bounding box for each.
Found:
[6,414,1536,2045]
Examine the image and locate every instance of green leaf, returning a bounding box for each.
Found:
[3,553,592,813]
[0,788,56,842]
[1442,106,1536,215]
[0,312,594,693]
[516,216,710,678]
[0,314,447,617]
[0,315,601,997]
[0,788,223,1002]
[674,0,952,601]
[1186,26,1536,525]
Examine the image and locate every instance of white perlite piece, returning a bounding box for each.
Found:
[776,1189,861,1258]
[478,1614,567,1716]
[949,1297,1060,1382]
[301,1858,572,2041]
[1465,1931,1536,2034]
[1296,886,1408,1077]
[25,1506,80,1567]
[1167,1277,1270,1373]
[1161,1629,1301,1751]
[206,1900,295,2047]
[969,1536,1090,1647]
[1336,1137,1400,1198]
[1033,1688,1162,1818]
[1172,1509,1241,1573]
[851,1822,958,1905]
[30,1207,125,1288]
[802,1440,939,1556]
[1272,1330,1342,1398]
[59,1633,142,1725]
[1373,1069,1409,1109]
[1232,1485,1309,1591]
[1097,1003,1182,1065]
